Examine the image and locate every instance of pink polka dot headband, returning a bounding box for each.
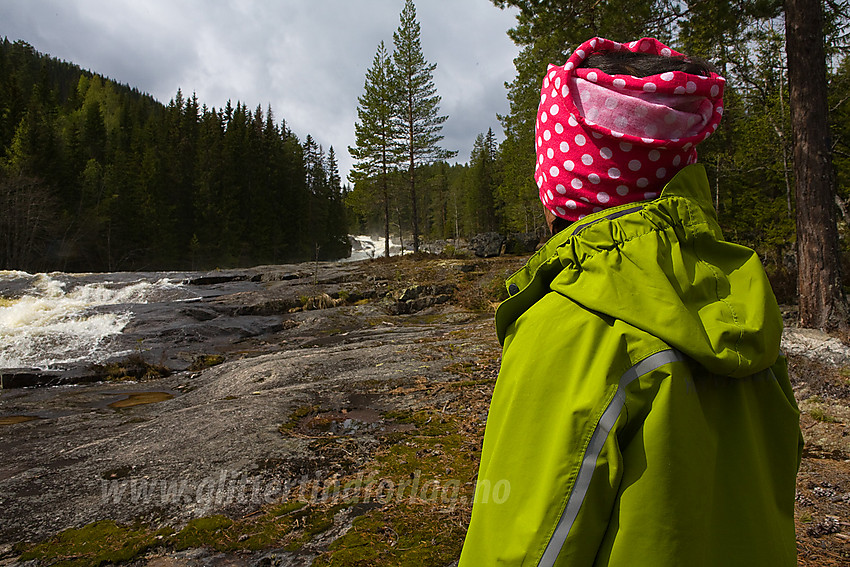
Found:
[536,37,725,222]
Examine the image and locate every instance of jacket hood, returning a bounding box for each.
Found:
[496,165,782,378]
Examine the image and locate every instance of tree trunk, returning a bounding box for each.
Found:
[777,67,793,218]
[409,161,419,253]
[382,167,390,259]
[785,0,847,330]
[409,110,420,254]
[383,179,391,258]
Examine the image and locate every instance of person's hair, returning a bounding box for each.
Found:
[580,50,718,78]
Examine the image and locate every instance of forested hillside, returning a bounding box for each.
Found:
[0,38,349,272]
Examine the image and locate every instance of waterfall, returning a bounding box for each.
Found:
[344,235,407,262]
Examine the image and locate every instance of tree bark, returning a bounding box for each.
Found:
[382,171,391,259]
[409,105,420,254]
[785,0,847,330]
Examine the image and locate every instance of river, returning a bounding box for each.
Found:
[0,235,403,374]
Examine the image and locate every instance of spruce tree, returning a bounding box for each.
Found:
[0,37,370,270]
[469,128,499,233]
[325,146,350,258]
[392,0,454,253]
[349,40,399,258]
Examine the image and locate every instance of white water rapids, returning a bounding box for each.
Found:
[0,271,186,370]
[0,235,400,371]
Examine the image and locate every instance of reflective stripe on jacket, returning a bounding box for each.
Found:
[459,165,803,566]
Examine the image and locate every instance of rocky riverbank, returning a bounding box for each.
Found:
[1,254,848,566]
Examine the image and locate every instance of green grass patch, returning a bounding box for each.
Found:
[13,502,318,565]
[443,361,477,377]
[91,354,170,382]
[447,378,497,389]
[382,409,456,438]
[168,502,309,552]
[169,515,234,550]
[308,408,483,565]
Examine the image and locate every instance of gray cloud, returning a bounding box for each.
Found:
[0,0,519,180]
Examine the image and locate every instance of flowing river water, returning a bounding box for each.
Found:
[0,271,194,371]
[0,235,404,374]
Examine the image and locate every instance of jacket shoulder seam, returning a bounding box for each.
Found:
[680,198,745,374]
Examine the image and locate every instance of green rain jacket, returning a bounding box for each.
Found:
[459,165,803,566]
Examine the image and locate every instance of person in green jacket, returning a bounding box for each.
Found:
[459,37,803,566]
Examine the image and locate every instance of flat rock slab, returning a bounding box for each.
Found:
[0,270,500,546]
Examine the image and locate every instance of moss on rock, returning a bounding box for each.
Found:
[15,520,167,567]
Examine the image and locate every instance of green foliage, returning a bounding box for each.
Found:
[832,55,850,261]
[0,38,349,271]
[467,129,501,233]
[700,30,796,263]
[809,407,840,423]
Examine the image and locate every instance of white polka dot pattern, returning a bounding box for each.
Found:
[536,36,725,222]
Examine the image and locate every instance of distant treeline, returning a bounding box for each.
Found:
[0,38,348,272]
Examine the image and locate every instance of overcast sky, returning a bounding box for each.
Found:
[0,0,520,181]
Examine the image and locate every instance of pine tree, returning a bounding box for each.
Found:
[785,0,847,329]
[349,40,399,257]
[392,0,455,253]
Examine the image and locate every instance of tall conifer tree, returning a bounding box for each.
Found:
[392,0,454,253]
[349,40,398,258]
